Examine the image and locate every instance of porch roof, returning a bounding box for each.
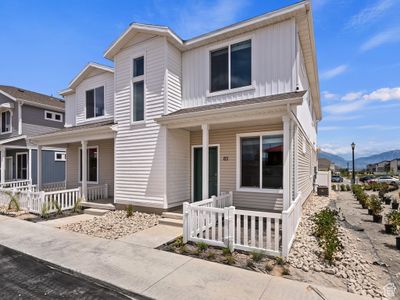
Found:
[30,121,116,145]
[156,91,306,129]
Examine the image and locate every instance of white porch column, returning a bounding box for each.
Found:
[18,101,23,135]
[0,147,5,184]
[201,124,209,200]
[81,140,88,201]
[28,148,32,184]
[37,145,42,190]
[282,116,291,210]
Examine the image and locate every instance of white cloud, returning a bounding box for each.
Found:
[322,91,337,100]
[361,27,400,51]
[324,100,364,114]
[341,91,363,101]
[363,87,400,101]
[348,0,395,28]
[320,65,348,80]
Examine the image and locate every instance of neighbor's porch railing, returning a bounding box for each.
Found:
[87,184,108,202]
[0,179,31,189]
[41,181,66,192]
[183,192,285,257]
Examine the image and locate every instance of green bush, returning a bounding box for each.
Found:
[222,247,232,256]
[6,192,20,212]
[41,203,49,219]
[346,185,351,191]
[73,197,82,213]
[196,241,208,252]
[386,210,400,229]
[126,204,133,218]
[369,196,383,215]
[251,251,265,262]
[312,208,342,263]
[340,184,346,191]
[332,185,337,191]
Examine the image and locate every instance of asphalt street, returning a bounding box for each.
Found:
[0,245,133,300]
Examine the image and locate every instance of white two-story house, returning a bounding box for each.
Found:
[33,1,320,217]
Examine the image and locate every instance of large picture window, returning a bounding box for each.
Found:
[79,147,98,183]
[210,39,251,93]
[86,86,104,119]
[239,133,283,190]
[1,110,11,134]
[132,56,145,122]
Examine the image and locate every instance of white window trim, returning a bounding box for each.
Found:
[130,52,146,125]
[0,110,12,135]
[206,35,255,98]
[190,144,221,203]
[236,130,284,194]
[85,86,105,121]
[54,151,66,161]
[78,145,99,184]
[16,152,28,180]
[44,110,63,122]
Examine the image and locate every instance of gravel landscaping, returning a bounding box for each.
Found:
[61,210,160,239]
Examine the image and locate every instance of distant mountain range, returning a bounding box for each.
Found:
[319,150,400,170]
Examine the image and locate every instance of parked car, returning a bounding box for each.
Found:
[375,176,400,185]
[332,175,344,183]
[360,176,374,183]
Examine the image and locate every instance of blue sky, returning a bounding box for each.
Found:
[0,0,399,159]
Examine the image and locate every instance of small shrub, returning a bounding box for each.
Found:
[126,204,133,218]
[222,247,232,256]
[340,184,346,191]
[73,197,82,213]
[251,251,265,262]
[346,185,351,191]
[265,262,274,272]
[332,185,337,191]
[206,251,216,260]
[196,241,208,252]
[224,255,235,265]
[246,259,255,268]
[275,256,285,266]
[52,199,62,216]
[369,196,383,215]
[282,267,290,275]
[41,203,49,219]
[7,192,20,212]
[173,237,184,248]
[180,245,189,254]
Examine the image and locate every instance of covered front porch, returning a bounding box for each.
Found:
[158,92,310,256]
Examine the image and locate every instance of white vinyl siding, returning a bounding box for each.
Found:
[167,42,182,113]
[297,129,314,204]
[64,94,76,127]
[114,36,167,208]
[75,72,114,125]
[182,18,296,108]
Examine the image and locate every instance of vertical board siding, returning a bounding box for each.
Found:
[74,72,114,125]
[167,128,190,206]
[182,19,296,108]
[64,94,76,127]
[167,42,182,113]
[297,129,314,203]
[66,139,114,196]
[190,124,283,211]
[114,37,166,207]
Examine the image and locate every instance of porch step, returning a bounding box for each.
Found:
[158,218,183,227]
[80,202,115,211]
[84,208,109,216]
[161,212,183,220]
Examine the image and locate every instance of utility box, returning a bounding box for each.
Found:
[317,186,329,197]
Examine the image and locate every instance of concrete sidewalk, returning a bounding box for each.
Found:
[0,215,368,300]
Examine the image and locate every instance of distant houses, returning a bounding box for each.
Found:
[367,159,400,175]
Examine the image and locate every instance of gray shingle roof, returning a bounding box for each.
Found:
[165,91,307,117]
[0,85,64,109]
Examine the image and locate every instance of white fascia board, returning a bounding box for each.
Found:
[0,89,17,101]
[19,99,65,112]
[67,63,114,91]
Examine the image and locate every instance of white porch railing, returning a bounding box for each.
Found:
[281,192,302,257]
[87,184,108,201]
[0,180,31,189]
[42,181,66,192]
[183,192,284,256]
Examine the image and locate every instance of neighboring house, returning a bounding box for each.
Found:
[32,1,320,216]
[318,158,334,172]
[0,85,65,186]
[367,160,390,174]
[390,159,400,175]
[367,163,377,174]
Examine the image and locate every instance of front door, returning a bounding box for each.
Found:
[16,153,28,180]
[193,146,218,202]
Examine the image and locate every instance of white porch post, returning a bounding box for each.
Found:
[81,140,88,201]
[282,116,291,210]
[28,148,32,184]
[37,145,42,190]
[18,101,23,135]
[201,123,209,200]
[0,147,5,184]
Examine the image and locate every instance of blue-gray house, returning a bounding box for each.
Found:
[0,85,65,185]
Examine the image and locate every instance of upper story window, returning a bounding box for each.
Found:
[44,110,63,122]
[132,56,145,122]
[54,152,66,161]
[210,39,252,93]
[1,110,11,134]
[86,86,104,119]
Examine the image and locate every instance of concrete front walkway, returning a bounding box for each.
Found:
[0,215,368,300]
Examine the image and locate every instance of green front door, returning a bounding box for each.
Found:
[193,146,218,202]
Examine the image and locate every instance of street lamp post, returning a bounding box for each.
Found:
[351,142,356,184]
